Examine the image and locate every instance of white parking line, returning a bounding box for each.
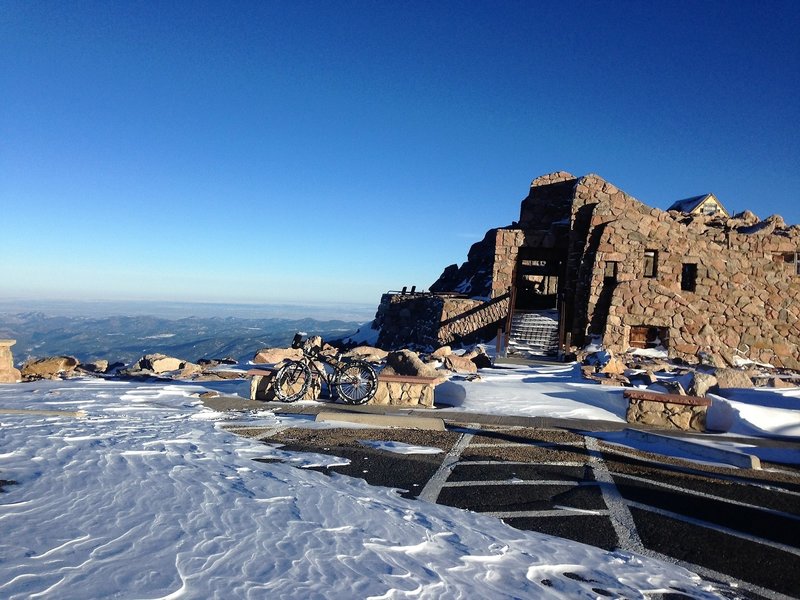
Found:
[468,441,583,448]
[417,429,475,503]
[486,508,610,518]
[457,460,586,467]
[646,550,798,600]
[601,443,800,498]
[614,472,800,523]
[442,480,594,488]
[626,500,800,557]
[585,436,646,554]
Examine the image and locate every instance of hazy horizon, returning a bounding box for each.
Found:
[0,297,377,322]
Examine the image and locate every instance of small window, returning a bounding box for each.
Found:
[630,325,669,350]
[778,252,800,275]
[701,202,718,216]
[643,250,658,278]
[681,263,697,291]
[604,261,618,281]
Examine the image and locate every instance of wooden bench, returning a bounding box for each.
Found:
[623,389,711,432]
[247,368,439,408]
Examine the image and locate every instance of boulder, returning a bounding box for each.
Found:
[584,350,613,370]
[178,362,203,378]
[21,356,79,380]
[689,372,718,397]
[713,368,754,390]
[768,377,796,389]
[462,347,492,369]
[197,357,237,367]
[79,360,109,374]
[599,357,627,376]
[135,354,184,374]
[646,381,686,396]
[431,346,452,358]
[343,346,388,363]
[443,354,478,374]
[383,349,439,378]
[252,347,302,365]
[697,351,726,369]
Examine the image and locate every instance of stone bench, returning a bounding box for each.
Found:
[623,389,711,432]
[247,368,438,408]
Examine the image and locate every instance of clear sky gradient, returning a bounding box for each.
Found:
[3,1,799,306]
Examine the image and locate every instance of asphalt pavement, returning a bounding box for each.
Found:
[212,397,800,600]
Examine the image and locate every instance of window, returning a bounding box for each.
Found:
[604,261,618,281]
[643,250,658,278]
[629,326,669,350]
[776,252,800,275]
[681,263,697,291]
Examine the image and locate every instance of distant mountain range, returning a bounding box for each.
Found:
[0,311,366,367]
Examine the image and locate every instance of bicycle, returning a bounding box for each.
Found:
[272,333,379,404]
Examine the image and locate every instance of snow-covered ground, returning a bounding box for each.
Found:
[0,377,733,599]
[436,362,800,464]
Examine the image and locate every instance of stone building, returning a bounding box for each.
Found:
[374,171,800,370]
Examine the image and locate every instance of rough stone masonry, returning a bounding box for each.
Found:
[375,172,800,369]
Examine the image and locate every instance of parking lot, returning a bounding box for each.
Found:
[227,420,800,600]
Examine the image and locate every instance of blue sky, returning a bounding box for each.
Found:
[2,1,799,307]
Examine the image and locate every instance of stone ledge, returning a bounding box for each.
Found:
[624,429,761,470]
[315,411,445,430]
[624,389,711,407]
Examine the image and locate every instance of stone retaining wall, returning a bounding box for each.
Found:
[373,292,508,351]
[248,369,436,408]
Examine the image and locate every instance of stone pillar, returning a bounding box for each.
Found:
[0,339,22,383]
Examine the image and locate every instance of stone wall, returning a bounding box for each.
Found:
[374,293,445,350]
[581,191,800,369]
[437,295,509,346]
[373,292,509,351]
[370,374,437,408]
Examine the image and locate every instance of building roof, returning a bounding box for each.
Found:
[667,193,729,217]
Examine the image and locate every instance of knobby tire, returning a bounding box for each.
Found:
[334,360,378,405]
[273,361,311,402]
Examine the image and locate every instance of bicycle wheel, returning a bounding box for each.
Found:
[273,361,311,402]
[334,360,378,405]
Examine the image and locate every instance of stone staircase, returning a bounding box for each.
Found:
[507,310,560,357]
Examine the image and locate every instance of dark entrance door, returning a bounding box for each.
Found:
[513,248,562,310]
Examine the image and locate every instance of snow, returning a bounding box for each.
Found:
[436,362,800,464]
[436,363,629,422]
[340,321,380,346]
[359,440,444,455]
[0,378,727,599]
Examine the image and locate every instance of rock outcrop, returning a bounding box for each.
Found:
[252,347,302,365]
[382,349,439,378]
[21,355,79,380]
